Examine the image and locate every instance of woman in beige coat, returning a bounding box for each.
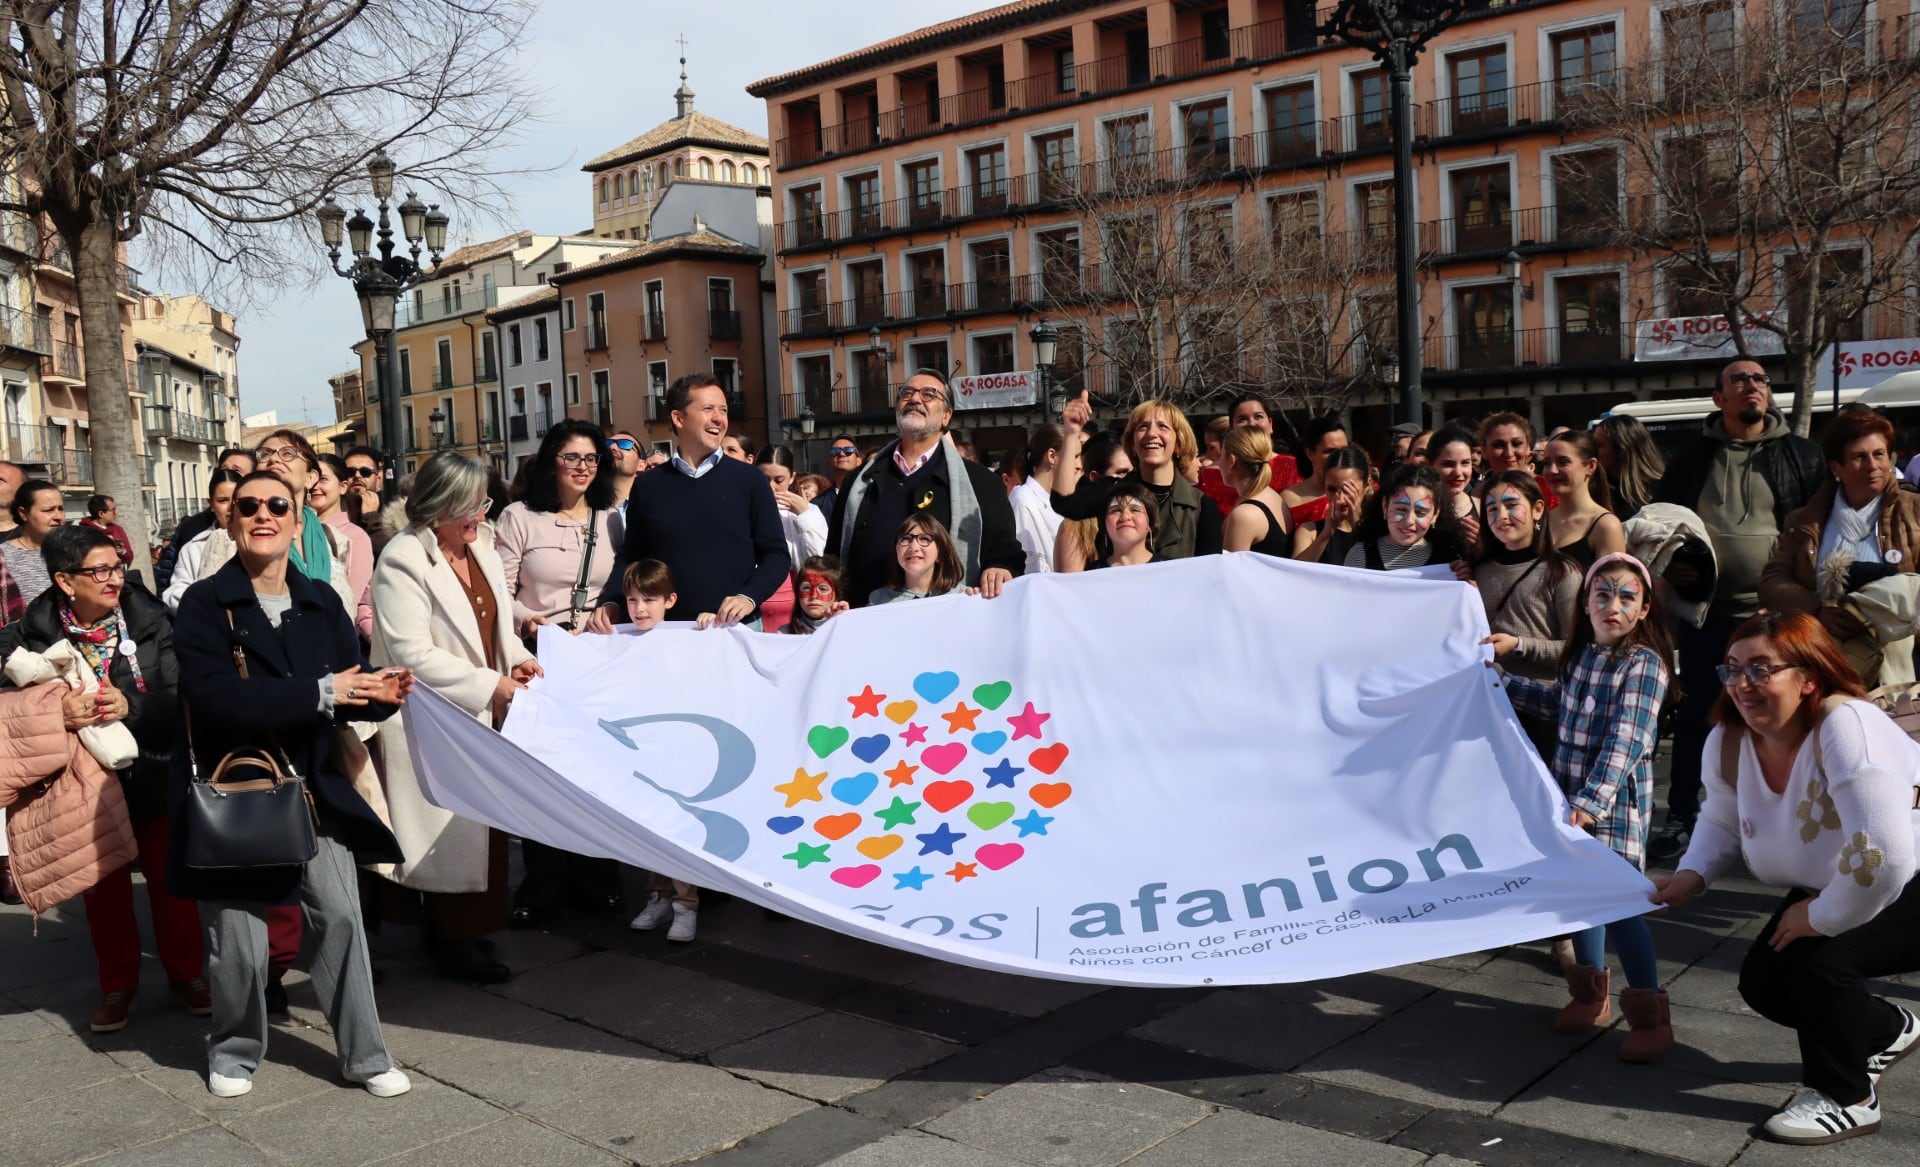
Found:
[371,453,539,984]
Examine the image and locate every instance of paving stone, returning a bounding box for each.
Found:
[908,963,1105,1018]
[400,1019,675,1111]
[0,1032,133,1106]
[1391,1108,1704,1167]
[223,1074,504,1167]
[372,974,559,1067]
[1732,1128,1920,1166]
[693,1106,897,1167]
[0,1075,204,1167]
[1500,1044,1790,1166]
[522,1056,814,1165]
[922,1072,1212,1167]
[1296,973,1594,1114]
[374,1116,627,1167]
[68,1124,281,1167]
[496,949,818,1056]
[1120,1108,1426,1167]
[846,1022,1103,1128]
[710,1010,959,1102]
[0,999,56,1043]
[664,941,870,1007]
[1127,987,1379,1072]
[699,908,947,985]
[819,1130,1033,1167]
[1654,1000,1800,1090]
[836,983,1025,1045]
[131,1024,343,1116]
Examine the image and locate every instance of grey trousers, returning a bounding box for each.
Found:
[201,829,392,1080]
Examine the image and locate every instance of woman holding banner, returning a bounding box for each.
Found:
[1053,398,1219,561]
[1655,611,1920,1146]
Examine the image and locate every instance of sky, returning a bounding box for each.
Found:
[211,0,987,428]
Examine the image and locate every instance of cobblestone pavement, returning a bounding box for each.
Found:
[5,820,1920,1165]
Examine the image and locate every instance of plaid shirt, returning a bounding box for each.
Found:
[1505,644,1669,870]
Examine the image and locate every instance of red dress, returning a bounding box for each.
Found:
[1199,455,1303,517]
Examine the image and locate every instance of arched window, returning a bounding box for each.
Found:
[629,168,640,199]
[598,177,609,204]
[743,162,758,184]
[612,173,624,199]
[642,168,654,195]
[674,158,687,177]
[698,157,714,180]
[658,162,669,187]
[721,159,736,181]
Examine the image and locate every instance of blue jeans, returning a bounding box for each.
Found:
[1573,915,1660,989]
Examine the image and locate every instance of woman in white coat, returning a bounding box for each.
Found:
[371,452,540,985]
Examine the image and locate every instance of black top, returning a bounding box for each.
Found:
[1084,553,1165,570]
[595,455,791,622]
[826,443,1025,608]
[154,508,217,593]
[1237,499,1292,559]
[1050,470,1223,560]
[1556,513,1603,572]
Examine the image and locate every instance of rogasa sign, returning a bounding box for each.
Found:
[1634,311,1785,362]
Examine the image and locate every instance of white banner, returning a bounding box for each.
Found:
[1813,338,1920,393]
[952,370,1037,410]
[1635,311,1785,362]
[406,556,1653,987]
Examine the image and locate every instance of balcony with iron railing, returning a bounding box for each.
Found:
[4,422,62,466]
[59,446,92,487]
[641,311,667,343]
[143,404,224,445]
[509,415,530,442]
[591,398,614,427]
[585,316,610,351]
[42,339,82,381]
[0,305,50,355]
[1419,324,1632,374]
[709,309,743,340]
[1417,204,1627,261]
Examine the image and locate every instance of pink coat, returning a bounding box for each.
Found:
[0,682,138,914]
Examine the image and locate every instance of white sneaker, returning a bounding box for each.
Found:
[207,1071,253,1098]
[628,893,674,931]
[351,1068,412,1098]
[1869,1004,1920,1084]
[1762,1086,1880,1145]
[666,903,697,942]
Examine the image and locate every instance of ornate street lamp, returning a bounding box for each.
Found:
[1322,0,1466,429]
[318,146,450,493]
[1029,317,1061,423]
[429,406,449,448]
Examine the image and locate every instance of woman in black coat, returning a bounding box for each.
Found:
[0,524,201,1035]
[171,471,415,1101]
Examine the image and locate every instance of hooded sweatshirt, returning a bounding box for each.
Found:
[1697,412,1785,616]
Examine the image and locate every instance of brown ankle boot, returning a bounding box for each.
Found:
[1618,987,1674,1063]
[1556,965,1611,1032]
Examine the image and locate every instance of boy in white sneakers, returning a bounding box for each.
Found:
[619,560,701,943]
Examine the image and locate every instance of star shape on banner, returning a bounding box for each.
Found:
[1008,701,1051,740]
[874,796,921,830]
[902,722,930,746]
[1013,810,1053,837]
[784,842,831,868]
[848,685,884,718]
[775,768,827,807]
[982,759,1024,789]
[894,867,933,890]
[947,862,978,882]
[885,760,920,787]
[942,702,982,733]
[915,822,966,856]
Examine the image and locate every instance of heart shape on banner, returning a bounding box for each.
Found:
[851,734,891,763]
[884,700,918,724]
[1030,782,1072,808]
[976,843,1025,871]
[857,835,904,859]
[971,731,1008,755]
[1028,743,1069,774]
[972,681,1013,710]
[924,780,975,813]
[912,671,960,703]
[831,864,882,888]
[967,801,1016,830]
[807,725,851,759]
[814,813,862,840]
[922,742,969,774]
[831,773,879,806]
[766,816,804,835]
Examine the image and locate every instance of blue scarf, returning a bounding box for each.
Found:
[289,505,331,583]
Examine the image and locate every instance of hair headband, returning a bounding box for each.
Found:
[1583,551,1652,593]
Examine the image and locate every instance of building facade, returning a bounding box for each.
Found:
[487,287,564,469]
[750,0,1909,447]
[130,294,244,537]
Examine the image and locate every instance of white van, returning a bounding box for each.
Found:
[1592,388,1874,451]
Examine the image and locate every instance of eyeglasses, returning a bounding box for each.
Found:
[66,563,128,583]
[1726,372,1771,386]
[557,453,600,467]
[1717,661,1801,688]
[606,438,638,452]
[344,466,380,479]
[254,445,306,466]
[896,533,936,548]
[829,446,860,457]
[897,386,947,404]
[233,496,296,519]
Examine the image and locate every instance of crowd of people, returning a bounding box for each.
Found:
[0,359,1916,1145]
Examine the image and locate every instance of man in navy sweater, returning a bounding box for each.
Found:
[585,374,789,629]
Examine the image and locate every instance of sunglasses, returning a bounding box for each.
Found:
[345,466,380,479]
[607,438,638,452]
[830,446,859,457]
[234,496,296,519]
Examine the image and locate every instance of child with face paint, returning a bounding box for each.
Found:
[1341,464,1467,571]
[786,555,849,635]
[1497,553,1678,1063]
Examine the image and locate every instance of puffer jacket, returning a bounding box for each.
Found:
[1760,479,1920,612]
[0,682,138,915]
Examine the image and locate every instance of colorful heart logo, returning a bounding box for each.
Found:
[1028,744,1069,774]
[913,671,960,703]
[922,742,969,774]
[1030,782,1072,808]
[831,773,878,806]
[808,725,850,758]
[884,700,918,724]
[857,835,904,859]
[766,816,803,835]
[851,734,890,763]
[972,681,1013,710]
[967,801,1015,830]
[814,813,862,840]
[971,731,1008,755]
[831,865,882,888]
[924,780,975,813]
[977,843,1025,871]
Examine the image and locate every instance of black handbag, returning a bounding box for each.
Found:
[180,611,318,871]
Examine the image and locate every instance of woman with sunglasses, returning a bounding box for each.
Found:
[172,470,413,1099]
[494,421,621,928]
[371,452,541,985]
[308,454,375,644]
[1654,612,1920,1145]
[1,524,202,1035]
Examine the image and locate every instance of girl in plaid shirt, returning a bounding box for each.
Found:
[1496,552,1676,1063]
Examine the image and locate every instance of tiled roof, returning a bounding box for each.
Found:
[435,231,533,275]
[583,112,769,172]
[747,0,1081,97]
[549,228,763,282]
[485,285,558,323]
